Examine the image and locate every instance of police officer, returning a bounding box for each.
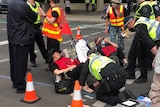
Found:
[79,50,128,106]
[27,0,49,67]
[7,0,37,93]
[124,16,158,83]
[125,0,160,83]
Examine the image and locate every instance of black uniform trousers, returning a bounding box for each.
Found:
[137,40,148,78]
[96,63,126,106]
[30,25,49,62]
[47,37,60,51]
[125,36,139,75]
[9,43,29,89]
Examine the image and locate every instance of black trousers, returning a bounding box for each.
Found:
[47,37,60,51]
[9,43,30,89]
[30,27,49,62]
[125,36,139,75]
[96,63,126,106]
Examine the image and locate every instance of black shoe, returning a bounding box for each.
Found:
[134,77,147,83]
[126,72,135,79]
[16,88,25,93]
[31,61,37,67]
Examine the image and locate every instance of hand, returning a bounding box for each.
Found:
[104,28,108,34]
[38,7,46,17]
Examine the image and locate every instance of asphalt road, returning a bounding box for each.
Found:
[0,13,154,107]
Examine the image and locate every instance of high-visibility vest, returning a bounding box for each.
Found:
[109,5,124,27]
[88,53,115,80]
[135,1,156,19]
[27,1,40,24]
[134,17,160,41]
[41,7,63,42]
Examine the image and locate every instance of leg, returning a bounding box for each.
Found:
[117,28,124,50]
[35,28,49,63]
[109,26,117,44]
[86,3,89,12]
[12,44,29,92]
[47,37,60,51]
[29,42,37,67]
[125,36,139,79]
[134,41,148,83]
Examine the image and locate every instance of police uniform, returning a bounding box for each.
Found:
[79,53,126,106]
[125,1,160,82]
[27,1,49,66]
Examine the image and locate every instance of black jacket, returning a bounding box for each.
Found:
[7,0,37,45]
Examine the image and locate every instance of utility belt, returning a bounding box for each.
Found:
[100,63,126,92]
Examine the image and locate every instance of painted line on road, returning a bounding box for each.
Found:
[62,31,104,44]
[0,58,9,63]
[0,75,54,87]
[0,40,8,46]
[0,23,105,46]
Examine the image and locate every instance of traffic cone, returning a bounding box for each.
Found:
[21,72,41,104]
[68,80,89,107]
[75,27,83,40]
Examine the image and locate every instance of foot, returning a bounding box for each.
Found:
[126,72,135,79]
[16,88,25,93]
[31,61,37,67]
[82,85,94,93]
[134,77,147,83]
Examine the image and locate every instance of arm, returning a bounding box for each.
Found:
[54,65,76,75]
[103,38,118,48]
[152,4,160,21]
[135,24,157,55]
[45,11,59,24]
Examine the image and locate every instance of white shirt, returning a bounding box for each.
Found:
[75,39,89,63]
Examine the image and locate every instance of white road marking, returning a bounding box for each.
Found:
[0,59,9,63]
[93,100,106,107]
[0,40,8,46]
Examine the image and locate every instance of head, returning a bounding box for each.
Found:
[124,16,135,30]
[48,49,61,62]
[47,0,58,5]
[94,37,104,46]
[110,0,121,8]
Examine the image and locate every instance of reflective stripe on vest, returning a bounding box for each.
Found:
[41,7,62,42]
[27,1,40,24]
[109,5,124,27]
[135,1,155,19]
[134,17,160,40]
[88,53,115,80]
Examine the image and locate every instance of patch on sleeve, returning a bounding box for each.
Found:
[154,5,160,11]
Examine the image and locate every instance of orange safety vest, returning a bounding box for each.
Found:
[109,5,124,27]
[42,7,63,42]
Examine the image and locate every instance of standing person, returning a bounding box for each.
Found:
[27,0,49,67]
[125,0,160,82]
[42,0,62,51]
[79,51,135,106]
[104,0,128,51]
[7,0,37,93]
[64,0,71,14]
[149,47,160,107]
[85,0,90,12]
[124,16,158,83]
[91,0,96,12]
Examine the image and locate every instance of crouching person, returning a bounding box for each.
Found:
[48,49,93,93]
[79,50,127,106]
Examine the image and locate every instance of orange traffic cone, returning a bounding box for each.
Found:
[68,80,89,107]
[21,72,41,104]
[75,27,83,40]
